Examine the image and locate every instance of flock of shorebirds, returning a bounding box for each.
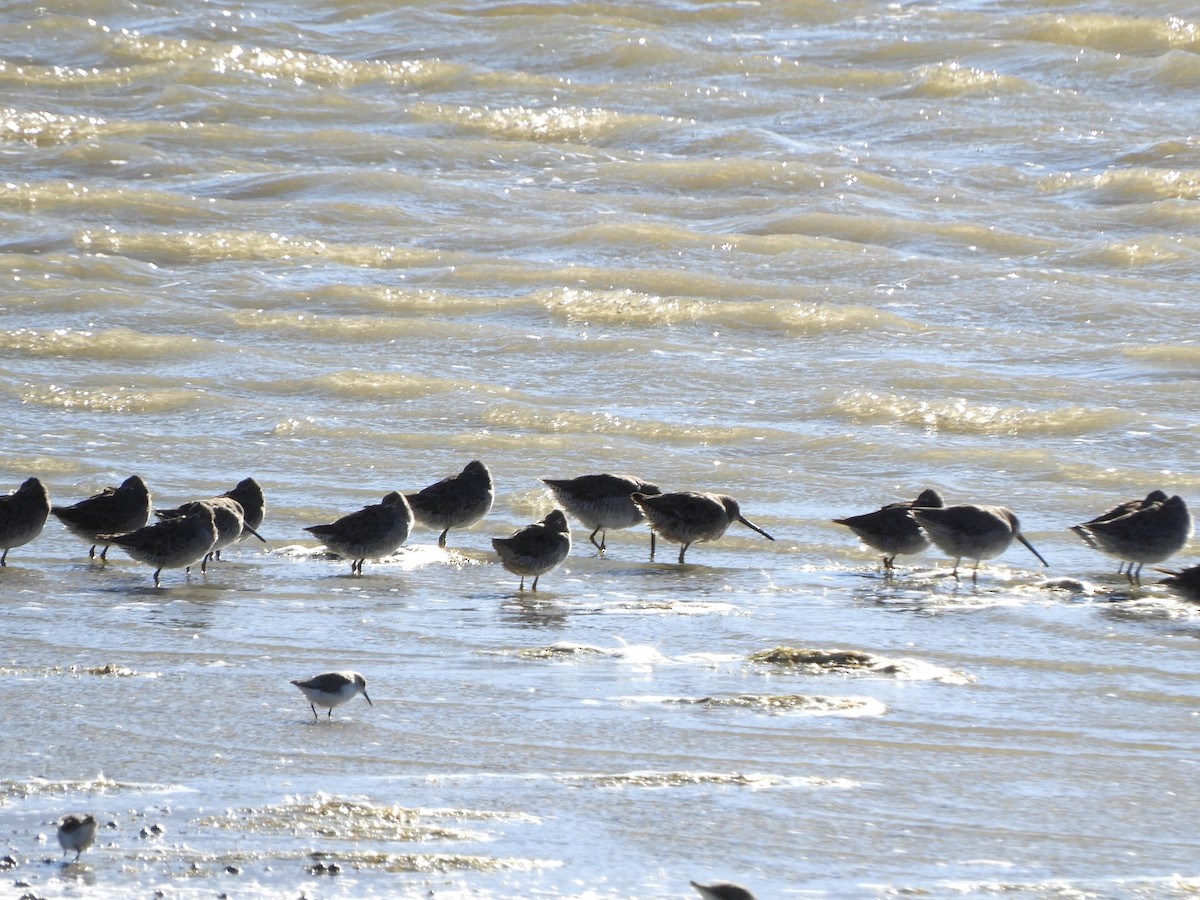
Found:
[12,462,1194,891]
[0,461,1196,594]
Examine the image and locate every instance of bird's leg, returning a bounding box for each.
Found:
[532,576,540,591]
[678,543,689,564]
[153,568,162,587]
[589,526,603,552]
[438,528,449,548]
[310,703,319,721]
[650,532,656,560]
[518,576,525,591]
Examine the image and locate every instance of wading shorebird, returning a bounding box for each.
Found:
[912,504,1047,581]
[1075,490,1168,575]
[633,491,774,564]
[0,477,50,566]
[834,488,944,571]
[491,508,571,591]
[103,503,218,587]
[291,671,372,721]
[52,475,151,561]
[305,492,413,575]
[1072,494,1192,582]
[156,495,265,570]
[56,813,98,862]
[542,473,661,554]
[405,459,494,548]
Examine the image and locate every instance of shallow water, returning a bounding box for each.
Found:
[2,0,1200,897]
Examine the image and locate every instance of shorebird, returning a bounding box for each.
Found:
[1077,490,1168,575]
[221,477,266,547]
[305,491,413,575]
[542,473,661,554]
[1158,564,1200,602]
[691,881,757,900]
[156,496,265,570]
[56,813,98,861]
[51,475,151,561]
[1072,494,1192,581]
[491,508,571,591]
[834,488,944,570]
[911,504,1047,581]
[104,504,218,586]
[291,671,372,721]
[405,459,493,548]
[0,477,50,566]
[633,491,774,564]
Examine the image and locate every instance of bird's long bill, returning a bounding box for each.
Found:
[738,516,775,541]
[363,691,373,706]
[1018,534,1048,567]
[243,522,268,543]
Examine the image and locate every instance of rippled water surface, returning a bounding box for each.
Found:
[3,0,1200,897]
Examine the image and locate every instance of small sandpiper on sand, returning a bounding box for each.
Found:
[405,460,494,548]
[633,491,774,564]
[104,503,218,587]
[291,671,373,721]
[0,477,50,566]
[542,473,661,554]
[1071,494,1192,582]
[491,508,571,591]
[52,475,151,561]
[305,491,413,575]
[912,504,1047,581]
[56,813,98,861]
[834,488,944,571]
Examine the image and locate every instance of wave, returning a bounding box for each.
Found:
[834,390,1126,436]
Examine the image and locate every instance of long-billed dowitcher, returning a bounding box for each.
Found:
[691,881,757,900]
[633,491,774,564]
[104,504,218,586]
[833,488,943,570]
[405,459,494,548]
[291,671,372,721]
[911,504,1047,580]
[1077,490,1168,575]
[221,477,266,546]
[0,477,50,566]
[1071,494,1192,581]
[305,491,413,575]
[542,473,661,554]
[56,813,98,861]
[157,496,265,570]
[491,508,571,591]
[51,475,151,561]
[1158,564,1200,602]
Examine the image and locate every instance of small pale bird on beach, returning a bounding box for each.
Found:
[542,473,661,554]
[1071,493,1192,582]
[103,503,218,586]
[291,671,372,721]
[1076,490,1168,575]
[691,881,757,900]
[405,459,494,548]
[52,475,151,561]
[632,491,774,564]
[56,813,98,861]
[0,477,50,566]
[834,487,944,570]
[911,504,1047,581]
[305,491,413,575]
[157,495,265,569]
[491,508,571,591]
